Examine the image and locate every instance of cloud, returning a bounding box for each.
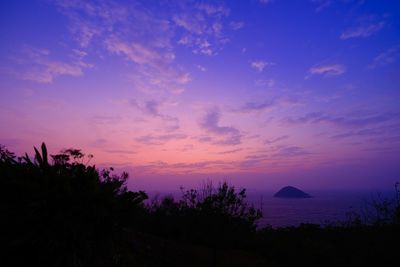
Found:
[173,2,231,56]
[166,160,227,170]
[135,133,187,145]
[89,138,109,148]
[265,135,289,144]
[16,45,91,83]
[90,115,122,125]
[143,100,160,117]
[177,144,194,152]
[369,46,400,68]
[55,0,129,47]
[173,15,204,35]
[310,0,332,12]
[199,108,242,145]
[340,21,385,40]
[243,145,311,165]
[71,20,102,48]
[271,146,311,158]
[250,60,273,72]
[196,65,207,72]
[131,99,180,132]
[131,100,161,117]
[104,36,191,94]
[196,3,230,16]
[129,66,191,95]
[229,21,244,30]
[72,49,87,58]
[197,135,213,143]
[213,135,242,146]
[331,123,400,140]
[216,148,243,154]
[52,0,237,95]
[255,79,275,87]
[235,99,275,113]
[137,159,233,174]
[105,37,163,65]
[54,0,190,95]
[245,154,269,160]
[105,149,137,154]
[283,112,400,128]
[369,135,400,145]
[331,129,382,139]
[200,109,240,135]
[307,64,345,78]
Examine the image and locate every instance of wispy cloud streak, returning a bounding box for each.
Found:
[369,46,400,68]
[16,46,91,83]
[283,112,400,128]
[307,64,345,78]
[135,133,187,145]
[340,21,385,40]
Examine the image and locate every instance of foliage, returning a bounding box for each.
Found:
[1,143,147,267]
[146,181,262,248]
[1,143,399,266]
[361,182,400,226]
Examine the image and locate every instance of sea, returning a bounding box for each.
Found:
[247,191,375,228]
[146,190,397,228]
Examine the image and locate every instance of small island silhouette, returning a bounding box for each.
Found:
[274,186,311,198]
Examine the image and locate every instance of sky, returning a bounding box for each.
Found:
[1,0,400,192]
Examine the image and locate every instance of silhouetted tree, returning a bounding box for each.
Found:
[361,182,400,226]
[146,181,262,249]
[2,143,399,267]
[1,143,147,267]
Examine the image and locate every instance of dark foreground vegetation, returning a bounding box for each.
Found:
[1,143,399,266]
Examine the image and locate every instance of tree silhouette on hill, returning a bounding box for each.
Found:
[1,143,147,267]
[1,143,399,267]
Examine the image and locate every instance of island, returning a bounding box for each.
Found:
[274,186,311,198]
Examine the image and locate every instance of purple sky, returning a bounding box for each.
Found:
[1,0,400,192]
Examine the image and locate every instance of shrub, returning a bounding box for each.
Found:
[1,143,147,267]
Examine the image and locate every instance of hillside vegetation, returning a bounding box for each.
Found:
[1,143,399,266]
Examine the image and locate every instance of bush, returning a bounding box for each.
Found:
[146,181,262,248]
[1,143,147,267]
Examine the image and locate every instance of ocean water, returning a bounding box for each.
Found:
[247,191,395,228]
[147,190,396,228]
